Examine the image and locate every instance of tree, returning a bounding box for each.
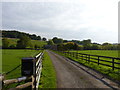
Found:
[82,39,91,50]
[17,35,31,48]
[47,39,54,45]
[52,37,63,44]
[57,38,63,44]
[63,40,68,43]
[2,38,9,48]
[91,44,99,50]
[73,43,79,50]
[52,37,58,44]
[34,44,40,49]
[117,44,120,50]
[57,44,64,51]
[64,42,75,50]
[36,36,41,40]
[42,37,47,41]
[2,30,42,40]
[78,45,84,50]
[9,45,16,48]
[102,42,113,50]
[30,34,37,40]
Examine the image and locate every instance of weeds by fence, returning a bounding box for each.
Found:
[60,51,120,70]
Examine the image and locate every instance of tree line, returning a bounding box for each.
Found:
[46,37,120,50]
[2,30,47,49]
[2,30,120,50]
[3,35,37,49]
[1,30,47,41]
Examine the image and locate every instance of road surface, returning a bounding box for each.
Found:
[47,50,119,89]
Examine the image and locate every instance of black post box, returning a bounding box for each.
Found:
[21,57,36,76]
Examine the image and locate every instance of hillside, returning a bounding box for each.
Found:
[1,30,42,40]
[1,38,47,48]
[1,30,47,49]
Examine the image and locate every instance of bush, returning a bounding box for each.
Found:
[2,38,10,48]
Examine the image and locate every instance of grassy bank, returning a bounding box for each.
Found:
[39,51,56,88]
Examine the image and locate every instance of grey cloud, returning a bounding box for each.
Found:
[2,1,118,43]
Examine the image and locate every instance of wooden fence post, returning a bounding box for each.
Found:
[112,58,114,70]
[88,55,90,63]
[82,54,83,60]
[66,52,68,56]
[32,75,35,90]
[0,75,4,90]
[65,52,66,56]
[73,52,74,57]
[32,75,35,89]
[58,51,120,71]
[76,52,78,59]
[98,56,100,65]
[1,52,44,90]
[86,55,87,62]
[73,52,75,57]
[68,52,70,56]
[32,58,36,90]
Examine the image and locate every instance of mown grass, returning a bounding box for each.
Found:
[2,49,41,89]
[2,49,40,79]
[54,50,120,82]
[72,50,120,71]
[72,50,119,58]
[39,51,57,88]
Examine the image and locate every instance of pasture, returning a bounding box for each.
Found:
[2,49,40,79]
[0,38,47,48]
[2,49,57,89]
[72,50,119,58]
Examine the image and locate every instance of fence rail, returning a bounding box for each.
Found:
[1,51,44,90]
[60,51,120,70]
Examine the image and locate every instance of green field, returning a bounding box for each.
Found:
[55,50,120,81]
[71,50,120,69]
[1,38,47,48]
[2,49,57,89]
[2,49,40,79]
[31,40,47,48]
[72,50,119,58]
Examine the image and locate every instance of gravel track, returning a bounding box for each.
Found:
[47,50,114,88]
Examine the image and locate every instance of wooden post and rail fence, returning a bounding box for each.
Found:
[0,51,44,90]
[59,51,120,70]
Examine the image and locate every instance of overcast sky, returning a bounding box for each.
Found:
[1,0,119,43]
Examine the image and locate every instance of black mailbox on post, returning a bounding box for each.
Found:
[21,57,36,76]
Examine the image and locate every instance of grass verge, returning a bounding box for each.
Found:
[39,51,57,88]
